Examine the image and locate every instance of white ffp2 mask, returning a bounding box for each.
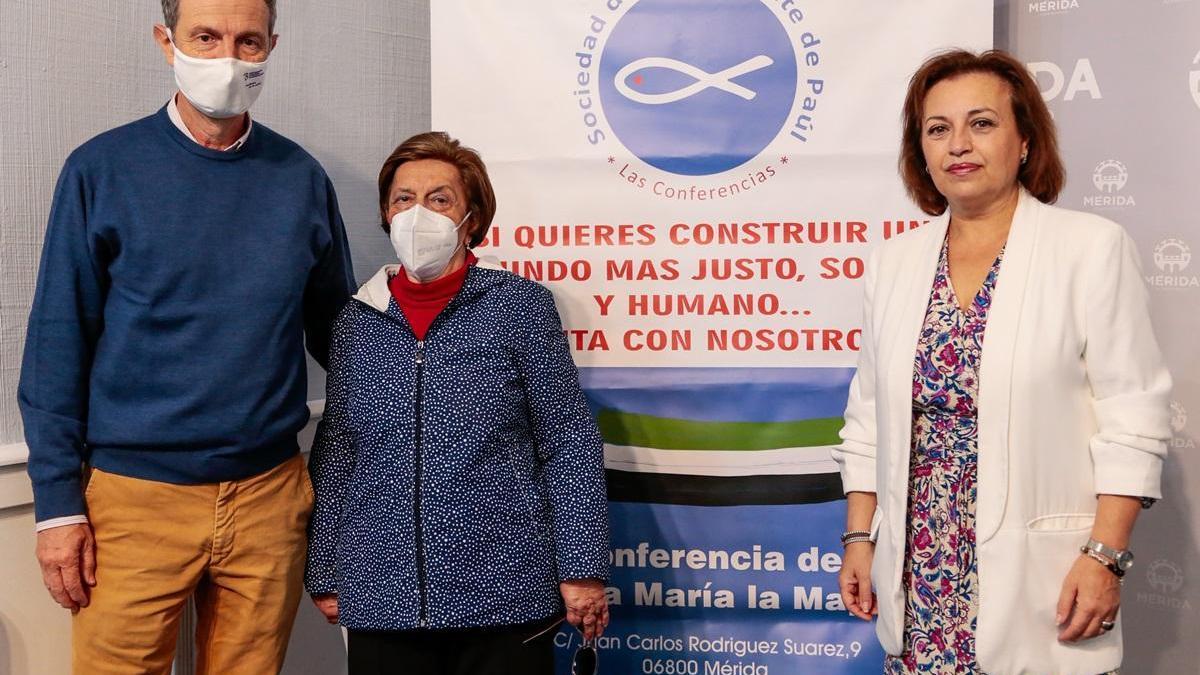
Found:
[389,206,471,282]
[168,30,268,119]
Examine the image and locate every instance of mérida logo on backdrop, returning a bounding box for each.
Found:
[572,0,827,203]
[1026,0,1081,15]
[1138,558,1191,612]
[1147,238,1200,288]
[1084,159,1135,209]
[1169,401,1194,449]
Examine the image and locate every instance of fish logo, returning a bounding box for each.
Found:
[615,55,774,105]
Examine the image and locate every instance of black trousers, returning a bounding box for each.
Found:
[347,618,558,675]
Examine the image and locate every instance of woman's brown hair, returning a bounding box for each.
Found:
[899,49,1065,215]
[377,132,497,248]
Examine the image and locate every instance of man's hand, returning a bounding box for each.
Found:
[36,523,96,612]
[560,579,609,640]
[311,593,339,624]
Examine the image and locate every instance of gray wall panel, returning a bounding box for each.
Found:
[1000,1,1200,672]
[0,0,430,443]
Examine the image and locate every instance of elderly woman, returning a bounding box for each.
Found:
[832,50,1171,675]
[304,132,610,674]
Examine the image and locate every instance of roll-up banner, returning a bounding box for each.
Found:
[433,2,991,672]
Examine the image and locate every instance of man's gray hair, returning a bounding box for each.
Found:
[161,0,277,33]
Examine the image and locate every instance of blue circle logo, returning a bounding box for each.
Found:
[599,0,798,177]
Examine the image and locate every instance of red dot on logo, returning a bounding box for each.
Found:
[633,75,644,86]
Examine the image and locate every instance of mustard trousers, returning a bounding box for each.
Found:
[72,454,314,675]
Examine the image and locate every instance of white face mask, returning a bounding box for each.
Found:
[389,205,471,282]
[168,29,268,119]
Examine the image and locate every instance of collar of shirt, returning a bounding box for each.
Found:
[166,94,253,152]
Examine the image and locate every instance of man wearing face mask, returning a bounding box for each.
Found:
[18,0,354,672]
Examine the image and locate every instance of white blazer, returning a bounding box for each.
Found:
[832,190,1172,675]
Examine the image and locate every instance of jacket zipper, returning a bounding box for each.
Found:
[413,338,428,628]
[353,271,476,630]
[409,299,466,629]
[352,298,434,627]
[350,307,438,629]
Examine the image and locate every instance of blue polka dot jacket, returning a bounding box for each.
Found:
[304,262,610,631]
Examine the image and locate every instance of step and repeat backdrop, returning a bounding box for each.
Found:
[433,1,990,673]
[1002,2,1200,674]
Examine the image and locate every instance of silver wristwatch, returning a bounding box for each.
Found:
[1083,538,1134,572]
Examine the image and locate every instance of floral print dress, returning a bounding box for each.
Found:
[884,237,1002,675]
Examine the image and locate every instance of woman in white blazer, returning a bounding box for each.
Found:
[832,50,1172,675]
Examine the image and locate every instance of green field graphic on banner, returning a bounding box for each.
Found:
[597,409,842,450]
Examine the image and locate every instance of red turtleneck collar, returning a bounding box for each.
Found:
[387,251,477,340]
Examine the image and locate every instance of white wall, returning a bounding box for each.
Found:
[0,508,71,675]
[0,1,430,673]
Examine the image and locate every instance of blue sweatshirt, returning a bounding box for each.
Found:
[18,106,355,522]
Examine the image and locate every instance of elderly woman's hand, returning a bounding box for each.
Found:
[311,592,339,625]
[1056,556,1121,642]
[560,579,609,640]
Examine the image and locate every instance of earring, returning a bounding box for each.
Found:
[1020,150,1028,165]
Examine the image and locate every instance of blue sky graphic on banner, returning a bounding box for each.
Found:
[598,0,799,176]
[580,367,851,423]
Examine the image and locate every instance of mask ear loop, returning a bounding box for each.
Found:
[163,28,207,69]
[164,27,179,98]
[164,27,185,54]
[447,210,473,261]
[456,210,473,245]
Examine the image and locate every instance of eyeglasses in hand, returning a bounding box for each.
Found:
[522,617,600,674]
[572,636,598,675]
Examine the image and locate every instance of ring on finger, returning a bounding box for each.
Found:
[1100,620,1115,632]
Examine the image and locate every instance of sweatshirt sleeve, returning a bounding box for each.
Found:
[18,160,109,522]
[303,176,355,370]
[517,285,610,582]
